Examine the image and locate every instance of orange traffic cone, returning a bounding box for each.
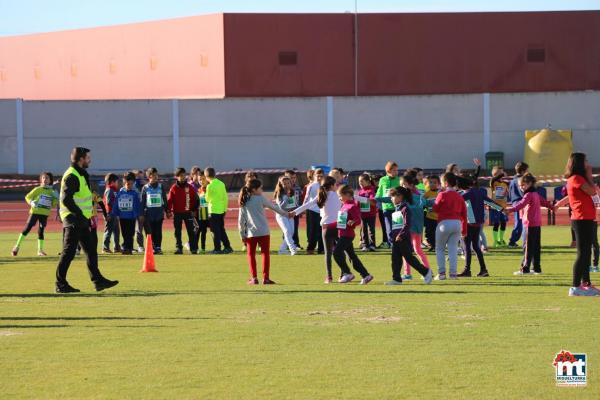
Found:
[140,234,158,273]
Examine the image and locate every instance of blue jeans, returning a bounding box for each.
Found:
[509,212,523,245]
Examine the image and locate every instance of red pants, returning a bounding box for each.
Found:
[246,235,271,280]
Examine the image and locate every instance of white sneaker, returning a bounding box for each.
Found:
[569,286,597,296]
[435,273,446,281]
[423,269,433,284]
[184,243,190,251]
[360,275,374,285]
[290,248,298,256]
[278,248,290,255]
[338,273,355,283]
[513,270,532,275]
[384,280,403,285]
[137,246,145,253]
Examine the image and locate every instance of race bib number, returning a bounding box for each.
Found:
[494,186,506,200]
[592,194,600,207]
[147,193,162,208]
[359,198,371,212]
[337,211,348,229]
[286,196,297,208]
[199,195,208,208]
[118,196,133,212]
[385,188,392,197]
[465,200,476,224]
[37,194,53,208]
[391,211,405,230]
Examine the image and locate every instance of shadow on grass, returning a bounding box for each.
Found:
[0,291,177,298]
[0,324,69,329]
[0,316,212,321]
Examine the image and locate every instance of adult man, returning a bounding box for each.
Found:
[204,167,233,254]
[55,147,119,293]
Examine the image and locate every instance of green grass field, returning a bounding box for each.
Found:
[0,226,598,399]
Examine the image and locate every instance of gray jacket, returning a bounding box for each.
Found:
[238,195,288,239]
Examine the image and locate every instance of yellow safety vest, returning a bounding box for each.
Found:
[59,166,93,220]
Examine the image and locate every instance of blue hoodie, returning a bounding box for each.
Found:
[111,188,141,220]
[462,187,503,225]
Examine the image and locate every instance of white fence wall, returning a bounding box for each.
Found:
[0,91,598,175]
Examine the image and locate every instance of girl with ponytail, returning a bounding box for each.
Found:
[238,179,291,285]
[273,175,299,255]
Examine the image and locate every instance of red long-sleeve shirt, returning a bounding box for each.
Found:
[433,189,467,235]
[167,182,198,213]
[338,200,362,238]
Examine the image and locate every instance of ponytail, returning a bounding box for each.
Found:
[317,176,337,208]
[238,179,262,207]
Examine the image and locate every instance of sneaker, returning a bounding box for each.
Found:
[55,282,80,293]
[513,270,531,275]
[378,242,390,249]
[435,273,446,281]
[457,268,472,277]
[581,283,600,296]
[421,242,428,249]
[493,240,501,248]
[137,247,145,253]
[569,286,596,296]
[324,276,333,284]
[199,249,206,254]
[384,279,403,285]
[241,245,247,252]
[210,250,224,255]
[154,249,163,255]
[37,250,47,257]
[423,269,433,284]
[477,270,490,277]
[338,273,355,284]
[121,249,132,255]
[401,274,413,281]
[532,270,543,275]
[457,248,464,256]
[591,266,600,273]
[223,247,234,254]
[508,243,519,248]
[448,274,458,280]
[360,275,374,285]
[278,248,290,255]
[247,277,259,285]
[290,249,298,256]
[94,278,119,292]
[263,279,276,285]
[190,250,198,255]
[11,246,19,256]
[499,240,507,246]
[102,248,112,254]
[75,249,81,256]
[114,247,122,253]
[184,243,191,251]
[368,245,377,252]
[360,246,369,252]
[174,249,183,255]
[481,246,488,254]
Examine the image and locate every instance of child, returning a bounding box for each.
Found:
[400,174,432,280]
[293,176,340,283]
[458,175,503,277]
[329,168,345,188]
[285,169,303,249]
[433,173,467,280]
[238,179,291,284]
[505,173,554,275]
[423,175,440,251]
[102,173,121,254]
[188,166,205,252]
[168,167,199,254]
[274,175,299,255]
[134,169,146,252]
[384,187,433,285]
[141,167,169,254]
[333,185,374,284]
[508,161,529,247]
[204,167,232,254]
[490,166,509,247]
[376,161,400,246]
[111,172,142,255]
[90,191,107,252]
[196,173,211,253]
[357,173,377,252]
[412,168,427,194]
[373,175,389,249]
[302,168,325,254]
[12,172,59,256]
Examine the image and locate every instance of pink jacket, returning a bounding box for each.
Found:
[338,200,362,238]
[506,191,552,228]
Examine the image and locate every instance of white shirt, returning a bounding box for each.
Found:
[294,190,341,226]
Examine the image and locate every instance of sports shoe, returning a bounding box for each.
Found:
[11,246,19,256]
[493,240,501,248]
[457,268,472,277]
[569,286,596,296]
[338,273,355,283]
[137,246,145,253]
[223,247,234,254]
[360,275,374,285]
[421,242,428,249]
[435,273,446,281]
[532,270,543,275]
[55,282,80,293]
[210,250,223,255]
[360,246,369,252]
[499,240,507,246]
[384,279,403,285]
[278,248,290,255]
[513,270,531,275]
[590,266,600,273]
[448,274,458,280]
[508,243,519,248]
[368,245,377,252]
[402,274,413,281]
[263,279,276,285]
[582,283,600,296]
[184,243,191,251]
[37,250,47,257]
[247,277,259,285]
[477,270,490,277]
[423,269,433,284]
[154,249,163,255]
[324,276,333,284]
[94,278,119,292]
[481,246,488,254]
[174,249,183,255]
[102,248,112,254]
[121,249,132,255]
[378,242,390,249]
[290,249,298,256]
[241,245,247,252]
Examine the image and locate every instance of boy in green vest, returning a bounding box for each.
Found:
[12,172,59,256]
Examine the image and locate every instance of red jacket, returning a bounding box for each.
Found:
[167,182,198,213]
[433,189,467,235]
[338,200,362,238]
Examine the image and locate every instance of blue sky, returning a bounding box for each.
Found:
[1,0,598,36]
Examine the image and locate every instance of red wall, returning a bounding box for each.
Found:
[357,11,600,95]
[224,13,355,97]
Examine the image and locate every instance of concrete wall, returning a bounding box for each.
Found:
[0,91,598,175]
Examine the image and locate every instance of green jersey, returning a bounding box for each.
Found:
[25,185,59,216]
[376,175,400,212]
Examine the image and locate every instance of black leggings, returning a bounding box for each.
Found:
[322,226,338,278]
[593,221,599,267]
[333,236,369,278]
[378,209,388,244]
[465,224,487,272]
[306,210,324,252]
[391,239,429,282]
[22,214,48,240]
[572,220,594,287]
[521,226,541,273]
[360,216,376,248]
[119,218,136,251]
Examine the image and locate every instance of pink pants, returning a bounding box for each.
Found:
[404,232,430,274]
